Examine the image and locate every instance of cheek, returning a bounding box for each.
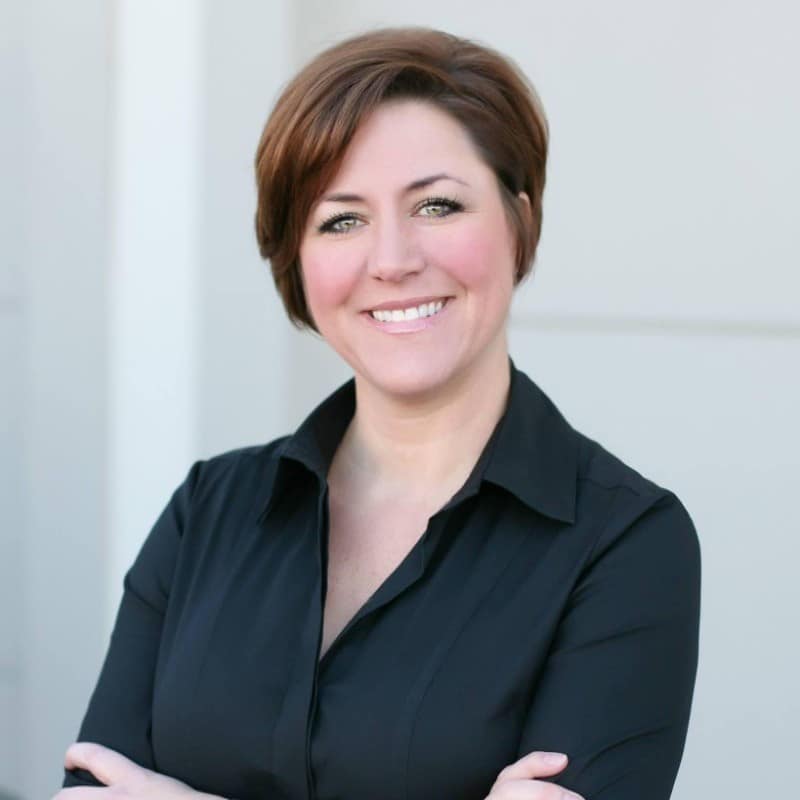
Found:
[300,245,360,317]
[428,221,515,292]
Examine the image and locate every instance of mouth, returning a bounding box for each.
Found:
[366,297,451,322]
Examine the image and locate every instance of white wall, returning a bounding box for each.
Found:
[5,3,112,799]
[108,0,292,601]
[2,1,290,797]
[0,1,26,792]
[2,1,797,799]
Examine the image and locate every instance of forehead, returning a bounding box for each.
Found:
[324,99,489,190]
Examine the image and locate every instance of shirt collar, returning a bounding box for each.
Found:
[481,359,578,523]
[279,377,357,480]
[260,358,577,525]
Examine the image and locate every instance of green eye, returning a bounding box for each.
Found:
[319,214,361,235]
[417,196,464,218]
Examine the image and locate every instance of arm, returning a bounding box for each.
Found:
[515,490,701,800]
[62,462,202,788]
[56,743,228,799]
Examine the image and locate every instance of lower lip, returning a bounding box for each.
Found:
[361,299,452,334]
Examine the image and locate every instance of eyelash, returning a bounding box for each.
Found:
[317,195,465,235]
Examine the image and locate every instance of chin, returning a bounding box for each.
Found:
[357,357,458,401]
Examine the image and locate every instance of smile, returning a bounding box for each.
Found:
[369,298,448,322]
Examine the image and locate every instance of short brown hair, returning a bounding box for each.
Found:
[254,27,549,331]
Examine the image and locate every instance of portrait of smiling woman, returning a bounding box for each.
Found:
[58,27,701,800]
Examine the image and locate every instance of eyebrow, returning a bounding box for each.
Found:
[321,173,469,204]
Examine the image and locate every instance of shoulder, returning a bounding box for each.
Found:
[571,429,700,568]
[175,436,292,514]
[192,436,290,481]
[124,437,297,609]
[575,429,665,499]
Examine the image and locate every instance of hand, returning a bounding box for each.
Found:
[485,751,585,800]
[53,742,226,799]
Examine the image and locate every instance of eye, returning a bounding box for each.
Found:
[416,196,465,218]
[318,213,363,235]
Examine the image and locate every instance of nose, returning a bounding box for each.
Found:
[366,217,425,282]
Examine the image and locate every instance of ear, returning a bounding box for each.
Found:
[517,191,531,216]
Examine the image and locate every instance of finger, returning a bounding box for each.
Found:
[495,750,569,783]
[490,780,583,800]
[64,742,148,787]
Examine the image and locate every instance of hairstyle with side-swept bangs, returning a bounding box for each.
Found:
[254,27,549,332]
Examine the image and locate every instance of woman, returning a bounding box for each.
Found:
[58,27,701,800]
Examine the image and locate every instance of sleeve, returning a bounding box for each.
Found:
[62,461,203,788]
[515,490,702,800]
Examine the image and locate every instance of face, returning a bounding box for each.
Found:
[299,99,527,401]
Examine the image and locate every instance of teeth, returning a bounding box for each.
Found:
[370,299,446,322]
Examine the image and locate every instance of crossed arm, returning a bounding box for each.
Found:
[57,480,700,800]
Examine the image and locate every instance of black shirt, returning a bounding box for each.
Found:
[64,359,701,800]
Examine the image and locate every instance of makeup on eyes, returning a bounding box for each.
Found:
[316,195,466,235]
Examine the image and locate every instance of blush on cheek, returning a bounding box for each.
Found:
[428,223,515,286]
[301,252,359,315]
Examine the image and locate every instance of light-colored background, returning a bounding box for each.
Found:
[2,1,798,798]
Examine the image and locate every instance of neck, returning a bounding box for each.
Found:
[330,343,511,502]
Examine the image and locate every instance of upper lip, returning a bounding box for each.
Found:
[363,295,451,312]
